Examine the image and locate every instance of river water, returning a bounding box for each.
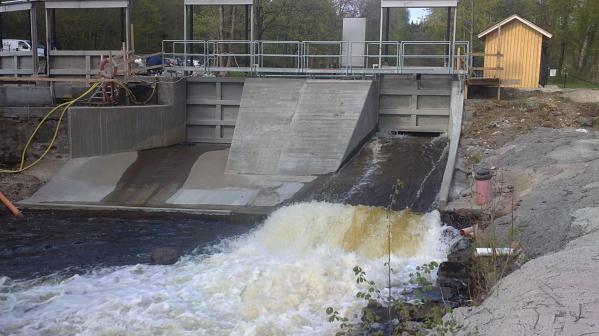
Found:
[0,136,452,335]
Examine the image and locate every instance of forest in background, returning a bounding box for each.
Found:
[0,0,597,81]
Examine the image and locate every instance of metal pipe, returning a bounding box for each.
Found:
[475,248,515,257]
[459,225,478,239]
[0,191,23,218]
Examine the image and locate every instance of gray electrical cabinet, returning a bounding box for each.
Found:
[342,18,367,68]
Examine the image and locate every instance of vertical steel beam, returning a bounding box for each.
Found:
[125,2,131,51]
[384,7,390,56]
[250,4,254,68]
[245,4,249,66]
[445,7,451,67]
[452,5,457,72]
[183,4,188,71]
[379,6,384,68]
[30,4,39,76]
[45,8,54,101]
[121,8,126,46]
[250,4,254,41]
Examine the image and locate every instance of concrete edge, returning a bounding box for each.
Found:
[439,78,465,209]
[17,202,233,216]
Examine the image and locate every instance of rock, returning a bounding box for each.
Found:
[577,116,593,127]
[440,209,480,231]
[150,247,182,265]
[398,321,429,335]
[447,238,473,264]
[436,262,471,294]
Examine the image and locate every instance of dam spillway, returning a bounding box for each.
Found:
[19,74,464,213]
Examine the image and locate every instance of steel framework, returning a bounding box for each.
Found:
[162,39,469,76]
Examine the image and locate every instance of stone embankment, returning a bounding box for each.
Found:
[448,100,599,334]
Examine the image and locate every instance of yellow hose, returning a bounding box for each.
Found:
[0,82,101,174]
[1,78,157,174]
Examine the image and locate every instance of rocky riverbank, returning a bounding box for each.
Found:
[447,89,599,335]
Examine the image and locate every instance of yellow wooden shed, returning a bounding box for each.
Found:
[478,15,552,89]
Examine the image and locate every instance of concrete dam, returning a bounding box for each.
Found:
[20,74,464,214]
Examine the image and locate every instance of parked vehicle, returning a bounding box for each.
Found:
[2,39,45,57]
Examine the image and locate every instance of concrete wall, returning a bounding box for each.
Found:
[0,52,37,76]
[439,78,465,207]
[379,74,452,133]
[185,77,245,144]
[68,80,186,158]
[227,78,379,176]
[0,86,53,107]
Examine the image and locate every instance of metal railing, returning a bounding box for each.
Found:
[161,40,470,76]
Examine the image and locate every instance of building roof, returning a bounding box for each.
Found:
[478,15,553,39]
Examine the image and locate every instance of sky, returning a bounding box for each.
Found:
[409,8,430,23]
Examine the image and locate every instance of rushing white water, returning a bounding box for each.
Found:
[0,202,450,336]
[342,139,386,201]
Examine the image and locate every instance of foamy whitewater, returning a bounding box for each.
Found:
[0,202,451,336]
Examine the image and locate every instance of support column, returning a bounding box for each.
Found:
[189,6,194,41]
[452,6,458,72]
[250,5,254,41]
[30,4,39,76]
[250,4,254,68]
[245,4,249,67]
[125,4,132,51]
[378,6,384,68]
[121,8,126,46]
[384,7,390,57]
[445,7,451,67]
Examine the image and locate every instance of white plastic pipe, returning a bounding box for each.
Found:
[475,248,515,257]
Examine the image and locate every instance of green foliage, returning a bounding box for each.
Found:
[1,0,598,79]
[421,0,599,81]
[327,262,458,336]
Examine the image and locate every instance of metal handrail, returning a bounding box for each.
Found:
[160,39,470,75]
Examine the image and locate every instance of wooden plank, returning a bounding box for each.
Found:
[471,67,504,71]
[469,52,503,57]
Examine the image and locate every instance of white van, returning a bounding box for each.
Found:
[2,39,45,57]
